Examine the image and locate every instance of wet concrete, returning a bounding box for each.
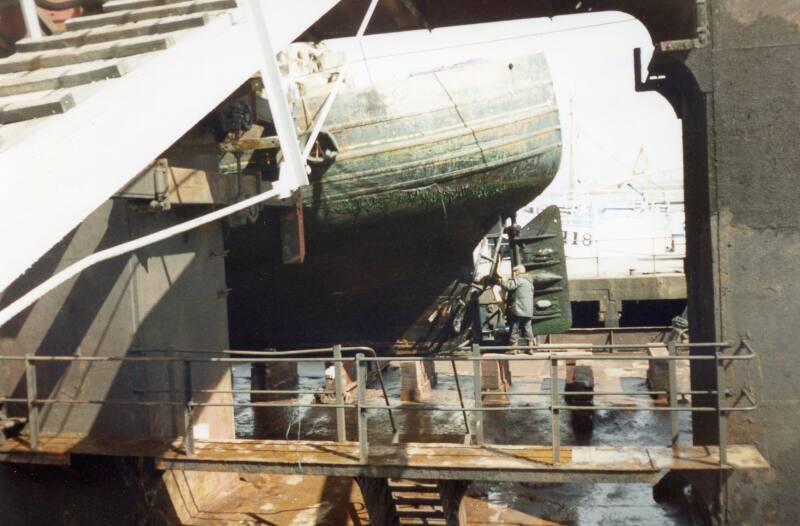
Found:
[229,356,697,525]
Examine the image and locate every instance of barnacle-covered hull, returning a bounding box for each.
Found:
[226,53,562,350]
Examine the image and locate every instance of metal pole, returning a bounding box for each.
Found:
[652,237,657,274]
[25,355,39,450]
[667,338,679,445]
[356,353,368,463]
[471,344,484,444]
[550,357,560,463]
[451,360,471,436]
[332,345,346,442]
[716,350,727,465]
[183,360,195,456]
[241,0,308,192]
[19,0,43,39]
[595,239,600,277]
[374,363,397,438]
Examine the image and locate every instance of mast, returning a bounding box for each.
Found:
[568,95,577,199]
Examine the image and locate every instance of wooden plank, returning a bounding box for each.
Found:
[0,451,70,466]
[0,62,128,97]
[0,435,770,473]
[103,0,188,13]
[0,35,174,74]
[116,162,261,204]
[65,0,237,31]
[15,13,209,53]
[0,92,76,124]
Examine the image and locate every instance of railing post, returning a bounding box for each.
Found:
[550,356,560,464]
[716,349,727,465]
[356,353,368,463]
[595,239,600,277]
[183,359,195,456]
[450,360,471,437]
[332,345,346,442]
[651,237,657,273]
[471,344,484,445]
[24,355,39,450]
[667,339,679,446]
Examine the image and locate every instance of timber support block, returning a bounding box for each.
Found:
[481,354,512,405]
[400,360,437,402]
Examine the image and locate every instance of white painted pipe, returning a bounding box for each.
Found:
[19,0,43,39]
[241,0,308,190]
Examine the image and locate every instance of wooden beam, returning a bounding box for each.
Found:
[0,435,770,481]
[118,161,261,205]
[167,166,260,205]
[65,0,236,31]
[0,62,128,96]
[279,195,305,264]
[0,35,173,74]
[0,92,75,124]
[14,13,209,52]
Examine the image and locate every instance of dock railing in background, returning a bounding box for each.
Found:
[1,340,757,466]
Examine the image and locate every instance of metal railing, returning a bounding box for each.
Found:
[0,339,757,467]
[354,339,757,465]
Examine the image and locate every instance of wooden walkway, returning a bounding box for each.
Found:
[0,434,769,483]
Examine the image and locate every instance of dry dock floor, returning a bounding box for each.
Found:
[0,357,766,524]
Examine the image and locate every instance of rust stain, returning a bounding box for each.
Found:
[725,0,800,29]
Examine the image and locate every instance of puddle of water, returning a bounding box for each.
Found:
[231,358,698,525]
[467,482,696,525]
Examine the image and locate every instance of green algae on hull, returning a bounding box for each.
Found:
[294,53,563,230]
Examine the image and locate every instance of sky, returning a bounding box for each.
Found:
[318,11,684,200]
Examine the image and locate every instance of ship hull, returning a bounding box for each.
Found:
[227,54,562,350]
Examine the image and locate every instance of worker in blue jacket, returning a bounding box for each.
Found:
[504,265,536,349]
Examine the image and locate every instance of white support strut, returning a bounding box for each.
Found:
[18,0,43,40]
[241,0,308,193]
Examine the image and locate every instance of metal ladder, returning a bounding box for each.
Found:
[388,479,447,526]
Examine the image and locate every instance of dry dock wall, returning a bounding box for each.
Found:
[0,199,238,525]
[678,2,800,524]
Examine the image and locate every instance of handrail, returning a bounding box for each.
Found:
[2,339,758,467]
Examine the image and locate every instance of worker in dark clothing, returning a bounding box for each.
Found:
[504,264,536,349]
